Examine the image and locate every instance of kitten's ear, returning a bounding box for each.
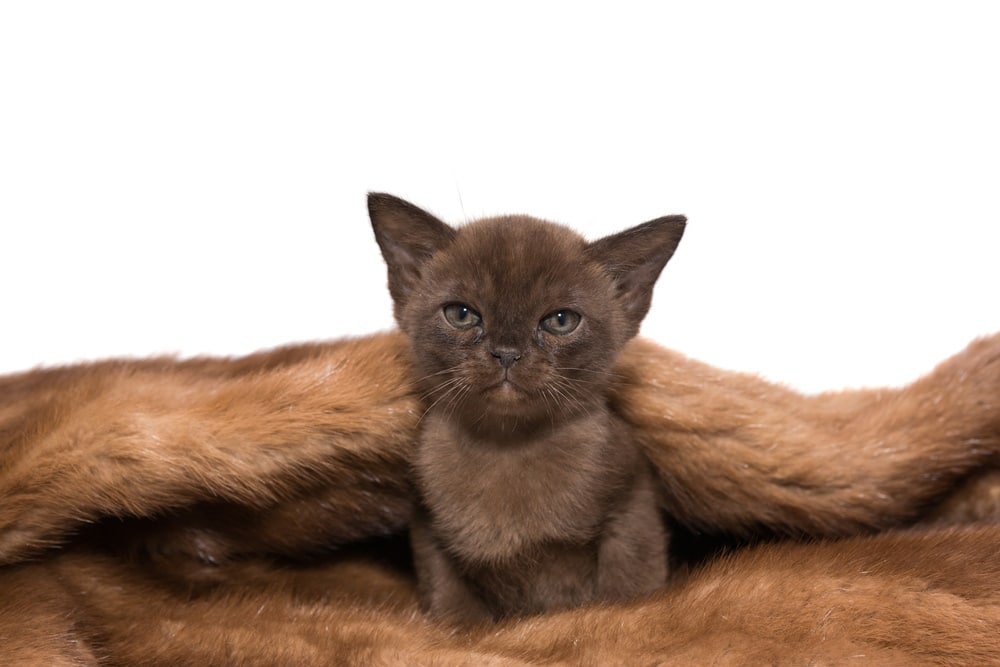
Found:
[586,215,686,336]
[368,193,456,312]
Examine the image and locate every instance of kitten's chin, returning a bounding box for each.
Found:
[484,380,529,404]
[475,381,543,420]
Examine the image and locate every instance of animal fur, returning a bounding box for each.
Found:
[1,330,999,664]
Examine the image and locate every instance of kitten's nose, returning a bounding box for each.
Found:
[491,347,522,369]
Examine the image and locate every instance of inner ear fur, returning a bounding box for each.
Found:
[586,215,686,335]
[368,193,456,316]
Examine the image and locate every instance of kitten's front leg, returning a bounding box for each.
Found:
[596,464,669,600]
[409,506,492,624]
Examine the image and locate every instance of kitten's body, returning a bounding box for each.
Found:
[369,195,684,621]
[412,408,665,619]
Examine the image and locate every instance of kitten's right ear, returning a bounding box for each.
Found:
[368,193,456,313]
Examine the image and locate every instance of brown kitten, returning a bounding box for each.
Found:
[369,193,686,622]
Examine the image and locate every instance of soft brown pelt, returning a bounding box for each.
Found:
[1,331,1000,665]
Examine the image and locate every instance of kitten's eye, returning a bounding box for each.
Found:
[443,303,482,329]
[540,310,581,335]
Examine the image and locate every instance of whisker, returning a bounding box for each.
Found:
[442,383,471,422]
[554,366,623,381]
[419,379,465,405]
[539,387,555,423]
[547,381,581,415]
[419,381,467,421]
[552,374,605,386]
[550,377,590,415]
[420,375,463,397]
[414,365,465,384]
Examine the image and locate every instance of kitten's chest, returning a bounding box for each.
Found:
[415,413,630,564]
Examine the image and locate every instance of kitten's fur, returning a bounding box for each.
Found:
[369,193,686,621]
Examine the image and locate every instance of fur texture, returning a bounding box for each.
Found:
[3,527,1000,666]
[1,328,999,663]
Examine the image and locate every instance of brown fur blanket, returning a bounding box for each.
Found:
[2,331,1000,665]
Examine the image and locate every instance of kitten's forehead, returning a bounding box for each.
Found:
[434,215,597,304]
[462,215,584,258]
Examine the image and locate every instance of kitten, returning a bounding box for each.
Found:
[368,193,686,622]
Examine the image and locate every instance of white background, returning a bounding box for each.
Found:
[2,2,998,393]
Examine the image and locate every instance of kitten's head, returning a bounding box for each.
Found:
[369,193,685,434]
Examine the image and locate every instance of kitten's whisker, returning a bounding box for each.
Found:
[549,378,589,416]
[442,383,471,422]
[419,375,463,397]
[546,382,576,415]
[539,387,556,423]
[555,366,625,381]
[414,365,465,384]
[420,381,468,421]
[470,409,488,428]
[553,375,605,386]
[554,367,623,382]
[568,379,589,396]
[554,372,603,399]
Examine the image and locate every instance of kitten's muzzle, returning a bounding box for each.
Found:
[490,347,523,369]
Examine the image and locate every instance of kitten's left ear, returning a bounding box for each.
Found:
[586,215,686,336]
